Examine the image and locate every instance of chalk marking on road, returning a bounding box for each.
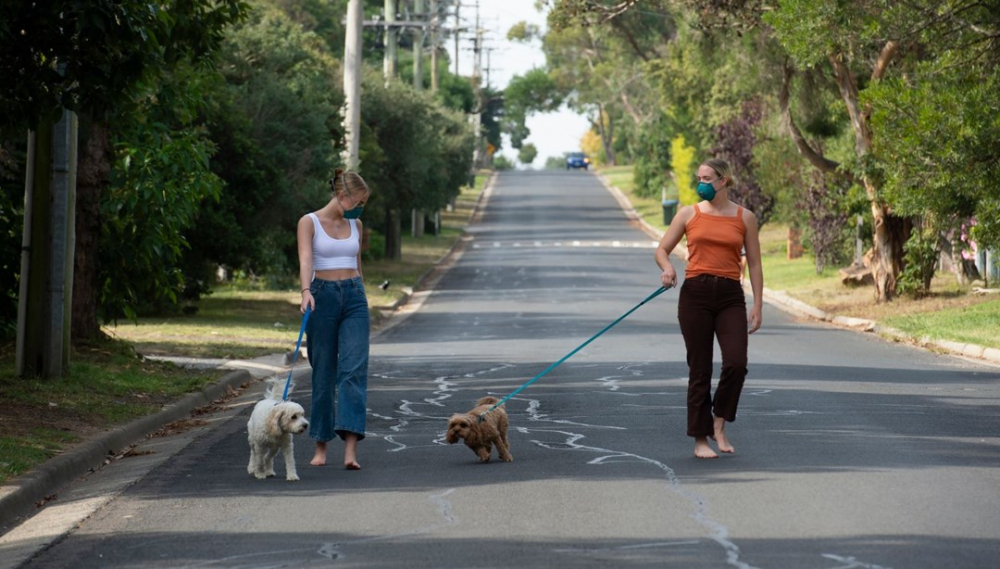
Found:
[553,539,702,554]
[519,396,758,569]
[430,488,459,525]
[594,374,624,391]
[821,553,893,569]
[521,397,626,430]
[746,389,773,396]
[600,391,684,397]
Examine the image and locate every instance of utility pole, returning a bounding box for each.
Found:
[384,0,398,85]
[343,0,363,170]
[453,1,461,76]
[17,105,77,378]
[413,0,425,92]
[471,0,484,170]
[430,0,439,92]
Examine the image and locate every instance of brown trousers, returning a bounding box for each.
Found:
[677,274,748,438]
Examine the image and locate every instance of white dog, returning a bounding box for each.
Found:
[247,378,309,481]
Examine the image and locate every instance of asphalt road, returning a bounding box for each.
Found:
[14,170,1000,568]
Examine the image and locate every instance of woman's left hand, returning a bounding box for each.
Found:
[748,305,762,334]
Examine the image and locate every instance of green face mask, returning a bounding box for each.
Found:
[696,181,717,201]
[343,205,364,219]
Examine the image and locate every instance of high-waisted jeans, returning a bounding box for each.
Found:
[306,276,369,442]
[677,274,748,438]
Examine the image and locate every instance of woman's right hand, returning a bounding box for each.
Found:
[301,290,314,314]
[660,264,677,289]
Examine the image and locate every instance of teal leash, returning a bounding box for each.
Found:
[479,286,671,422]
[283,306,311,401]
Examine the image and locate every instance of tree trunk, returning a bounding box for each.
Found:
[869,197,910,302]
[593,104,616,166]
[829,48,909,302]
[383,206,402,261]
[71,118,111,342]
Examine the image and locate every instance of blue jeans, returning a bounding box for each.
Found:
[306,276,369,442]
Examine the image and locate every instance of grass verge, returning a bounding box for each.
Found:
[0,340,226,484]
[0,172,489,485]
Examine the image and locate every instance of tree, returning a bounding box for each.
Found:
[185,4,344,289]
[502,68,564,149]
[765,0,1000,300]
[518,144,539,166]
[711,99,775,226]
[359,72,473,259]
[0,0,248,344]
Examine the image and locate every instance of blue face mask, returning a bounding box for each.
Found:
[696,181,717,201]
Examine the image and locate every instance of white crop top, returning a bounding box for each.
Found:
[309,213,359,271]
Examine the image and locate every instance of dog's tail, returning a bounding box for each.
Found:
[265,377,291,401]
[476,396,500,407]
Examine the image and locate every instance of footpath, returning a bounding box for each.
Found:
[1,169,997,565]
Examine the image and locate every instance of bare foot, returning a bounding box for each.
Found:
[310,441,327,466]
[343,433,360,470]
[694,437,718,459]
[713,417,735,454]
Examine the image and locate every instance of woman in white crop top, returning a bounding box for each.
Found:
[296,169,371,471]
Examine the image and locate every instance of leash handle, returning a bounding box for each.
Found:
[479,285,670,421]
[283,306,311,401]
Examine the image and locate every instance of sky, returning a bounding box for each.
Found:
[442,0,591,166]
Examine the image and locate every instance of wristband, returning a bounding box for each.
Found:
[301,288,310,293]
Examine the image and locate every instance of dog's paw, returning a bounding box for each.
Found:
[286,474,300,481]
[253,472,268,480]
[502,454,513,462]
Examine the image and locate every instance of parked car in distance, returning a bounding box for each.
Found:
[566,152,590,170]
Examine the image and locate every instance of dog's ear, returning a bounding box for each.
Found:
[462,416,481,446]
[266,406,285,437]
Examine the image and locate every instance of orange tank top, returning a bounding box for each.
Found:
[684,204,746,281]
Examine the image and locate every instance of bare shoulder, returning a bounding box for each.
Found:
[298,213,316,232]
[677,204,696,222]
[741,207,758,227]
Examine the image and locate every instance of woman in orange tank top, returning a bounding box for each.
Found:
[654,159,764,459]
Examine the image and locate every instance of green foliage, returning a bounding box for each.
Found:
[518,144,539,166]
[358,71,474,254]
[633,115,673,199]
[897,229,938,298]
[102,119,223,321]
[187,3,344,282]
[503,68,564,149]
[544,156,566,169]
[507,21,541,42]
[0,0,248,130]
[493,155,515,171]
[866,62,1000,251]
[0,140,23,341]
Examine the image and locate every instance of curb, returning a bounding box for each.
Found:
[594,170,1000,367]
[0,368,253,533]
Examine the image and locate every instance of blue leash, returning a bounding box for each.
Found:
[283,307,311,401]
[479,285,671,421]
